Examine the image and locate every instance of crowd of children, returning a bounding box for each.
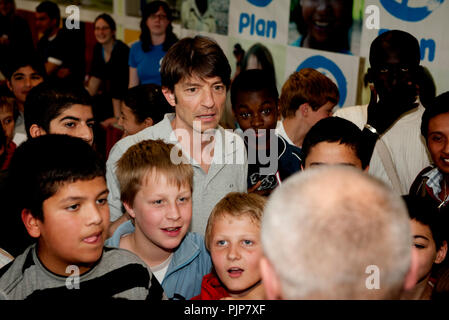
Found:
[0,0,448,301]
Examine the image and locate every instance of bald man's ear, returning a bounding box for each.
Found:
[260,256,282,300]
[403,247,419,291]
[29,124,46,138]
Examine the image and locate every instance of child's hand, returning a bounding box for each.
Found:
[247,181,272,197]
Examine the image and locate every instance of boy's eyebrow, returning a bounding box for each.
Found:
[60,188,109,202]
[59,116,95,123]
[59,116,81,122]
[413,235,430,241]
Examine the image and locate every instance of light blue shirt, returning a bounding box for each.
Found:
[105,220,212,300]
[129,41,165,85]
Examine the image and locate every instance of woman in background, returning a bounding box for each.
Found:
[87,13,129,127]
[128,1,178,87]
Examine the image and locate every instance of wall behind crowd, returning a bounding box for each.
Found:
[14,0,449,108]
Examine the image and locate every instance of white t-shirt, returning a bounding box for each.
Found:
[334,104,431,194]
[275,120,296,147]
[150,254,173,285]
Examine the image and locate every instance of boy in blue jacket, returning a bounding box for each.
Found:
[106,139,211,300]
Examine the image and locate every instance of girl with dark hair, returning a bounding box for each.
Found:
[87,13,130,127]
[128,1,178,87]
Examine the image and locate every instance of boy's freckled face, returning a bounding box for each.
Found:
[305,141,363,169]
[410,219,439,283]
[130,172,192,253]
[427,112,449,174]
[48,104,95,146]
[37,177,110,276]
[210,214,262,298]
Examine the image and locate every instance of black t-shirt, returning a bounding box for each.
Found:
[246,135,303,192]
[90,40,129,101]
[37,28,85,85]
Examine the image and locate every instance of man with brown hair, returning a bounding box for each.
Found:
[276,68,339,152]
[106,36,247,236]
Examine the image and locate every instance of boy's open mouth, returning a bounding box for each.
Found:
[161,227,182,236]
[83,232,102,244]
[227,267,244,278]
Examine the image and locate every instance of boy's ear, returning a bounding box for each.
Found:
[298,103,310,117]
[143,117,154,128]
[162,87,176,107]
[260,256,282,300]
[435,241,448,264]
[6,80,13,92]
[21,209,41,238]
[29,124,47,138]
[122,202,136,219]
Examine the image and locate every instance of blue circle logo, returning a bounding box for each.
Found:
[296,56,347,107]
[380,0,444,22]
[247,0,273,7]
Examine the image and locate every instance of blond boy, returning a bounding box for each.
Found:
[192,192,266,300]
[106,139,211,300]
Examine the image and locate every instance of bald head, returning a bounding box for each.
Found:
[261,166,414,299]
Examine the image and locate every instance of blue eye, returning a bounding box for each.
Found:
[242,240,253,246]
[217,240,227,246]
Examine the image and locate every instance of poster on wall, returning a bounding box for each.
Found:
[288,0,364,56]
[51,0,113,12]
[179,0,230,35]
[228,0,290,45]
[226,37,287,91]
[285,46,362,107]
[360,0,449,94]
